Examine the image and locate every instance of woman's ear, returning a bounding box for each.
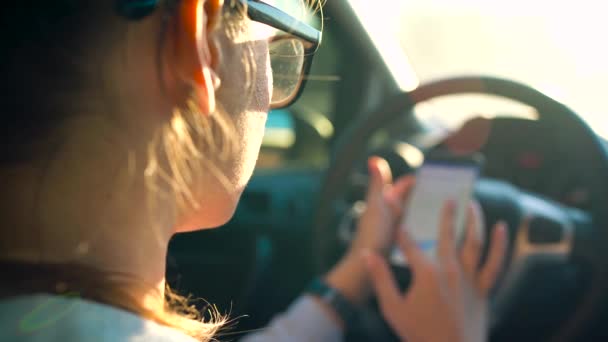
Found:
[176,0,223,115]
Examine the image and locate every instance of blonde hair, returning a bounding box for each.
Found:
[142,0,328,339]
[136,3,251,340]
[138,2,325,339]
[0,0,324,341]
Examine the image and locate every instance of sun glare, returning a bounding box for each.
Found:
[347,0,419,92]
[352,0,608,138]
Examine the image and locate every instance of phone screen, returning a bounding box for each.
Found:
[391,158,480,265]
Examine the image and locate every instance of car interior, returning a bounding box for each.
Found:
[166,0,608,341]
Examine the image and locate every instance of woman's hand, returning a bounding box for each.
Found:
[350,157,415,256]
[324,157,414,305]
[364,202,508,342]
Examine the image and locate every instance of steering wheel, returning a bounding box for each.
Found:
[313,76,608,341]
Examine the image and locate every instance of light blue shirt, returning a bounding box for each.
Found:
[0,294,342,342]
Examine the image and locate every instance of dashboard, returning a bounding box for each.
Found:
[469,116,595,210]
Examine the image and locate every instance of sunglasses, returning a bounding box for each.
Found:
[241,0,322,109]
[117,0,322,108]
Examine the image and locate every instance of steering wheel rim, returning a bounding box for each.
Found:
[313,76,608,340]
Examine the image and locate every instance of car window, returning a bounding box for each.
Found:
[349,0,608,138]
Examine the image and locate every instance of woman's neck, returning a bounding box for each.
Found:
[0,116,176,310]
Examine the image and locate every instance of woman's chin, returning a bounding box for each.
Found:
[174,194,241,232]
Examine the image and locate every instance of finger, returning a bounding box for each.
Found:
[396,228,430,270]
[437,201,457,264]
[461,202,483,279]
[386,175,415,202]
[366,157,393,204]
[384,176,415,217]
[472,200,486,242]
[477,222,508,295]
[363,250,401,313]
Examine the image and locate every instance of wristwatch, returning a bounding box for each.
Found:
[306,277,359,328]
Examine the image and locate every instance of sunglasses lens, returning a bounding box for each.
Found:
[269,37,307,107]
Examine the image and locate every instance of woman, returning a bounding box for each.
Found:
[0,0,507,341]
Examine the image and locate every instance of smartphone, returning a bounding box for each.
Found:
[390,152,483,265]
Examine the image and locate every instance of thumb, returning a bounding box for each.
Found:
[367,157,393,203]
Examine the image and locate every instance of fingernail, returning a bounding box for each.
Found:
[497,221,508,234]
[368,158,378,176]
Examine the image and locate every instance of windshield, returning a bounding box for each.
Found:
[349,0,608,138]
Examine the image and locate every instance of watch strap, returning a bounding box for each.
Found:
[305,277,358,328]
